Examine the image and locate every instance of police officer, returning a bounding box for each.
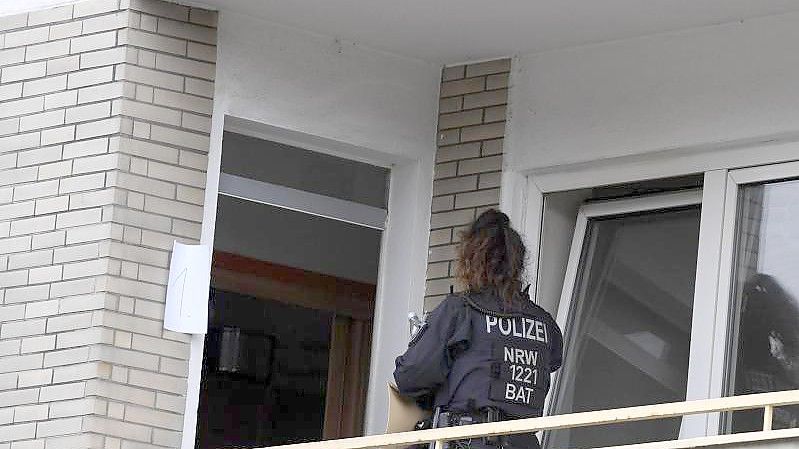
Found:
[394,209,563,449]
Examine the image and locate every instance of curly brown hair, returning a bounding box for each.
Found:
[455,209,527,306]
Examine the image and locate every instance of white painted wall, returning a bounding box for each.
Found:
[505,9,799,318]
[214,11,439,161]
[504,11,799,441]
[505,11,799,172]
[185,10,440,445]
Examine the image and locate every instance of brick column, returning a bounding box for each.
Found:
[424,59,510,311]
[0,1,216,447]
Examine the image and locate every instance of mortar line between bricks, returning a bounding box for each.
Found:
[121,96,214,117]
[112,138,211,161]
[433,173,502,185]
[1,26,132,55]
[107,204,203,223]
[114,112,211,137]
[118,40,218,65]
[92,375,189,393]
[0,239,187,273]
[116,61,216,89]
[4,141,112,162]
[1,101,123,128]
[130,9,218,30]
[108,160,208,178]
[438,110,508,126]
[435,147,505,160]
[123,21,219,44]
[0,9,128,35]
[0,82,124,109]
[439,88,509,102]
[438,115,499,128]
[82,344,189,362]
[126,23,218,47]
[116,137,210,158]
[3,200,205,237]
[431,198,501,211]
[0,74,213,108]
[439,99,509,115]
[437,139,503,150]
[431,193,502,203]
[434,169,503,178]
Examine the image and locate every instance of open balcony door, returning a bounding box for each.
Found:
[201,251,375,447]
[545,191,703,448]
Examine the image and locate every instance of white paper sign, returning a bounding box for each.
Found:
[163,241,211,334]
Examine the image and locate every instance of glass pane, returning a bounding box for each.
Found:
[727,179,799,433]
[547,207,700,448]
[221,131,390,209]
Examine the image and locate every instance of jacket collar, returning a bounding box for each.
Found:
[460,288,541,317]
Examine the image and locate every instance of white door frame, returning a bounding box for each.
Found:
[706,160,799,435]
[545,189,704,443]
[183,113,433,447]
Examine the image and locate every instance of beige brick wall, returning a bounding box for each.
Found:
[0,1,216,447]
[424,59,510,311]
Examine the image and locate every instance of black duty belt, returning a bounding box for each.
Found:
[424,407,507,449]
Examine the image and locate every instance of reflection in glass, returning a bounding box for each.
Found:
[728,180,799,432]
[547,207,700,448]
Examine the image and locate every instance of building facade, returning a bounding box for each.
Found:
[1,0,799,448]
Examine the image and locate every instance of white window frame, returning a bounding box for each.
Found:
[554,189,703,327]
[545,189,706,444]
[706,160,799,435]
[524,154,799,443]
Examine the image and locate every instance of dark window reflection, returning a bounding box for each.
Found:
[196,289,332,448]
[728,181,799,432]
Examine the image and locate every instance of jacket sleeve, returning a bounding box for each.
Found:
[393,296,471,400]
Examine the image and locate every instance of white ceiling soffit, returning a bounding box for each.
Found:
[5,1,799,64]
[206,0,799,64]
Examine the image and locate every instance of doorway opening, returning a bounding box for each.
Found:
[195,130,389,448]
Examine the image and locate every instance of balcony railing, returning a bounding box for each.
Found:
[267,389,799,449]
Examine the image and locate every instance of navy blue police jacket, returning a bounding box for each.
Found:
[394,290,563,418]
